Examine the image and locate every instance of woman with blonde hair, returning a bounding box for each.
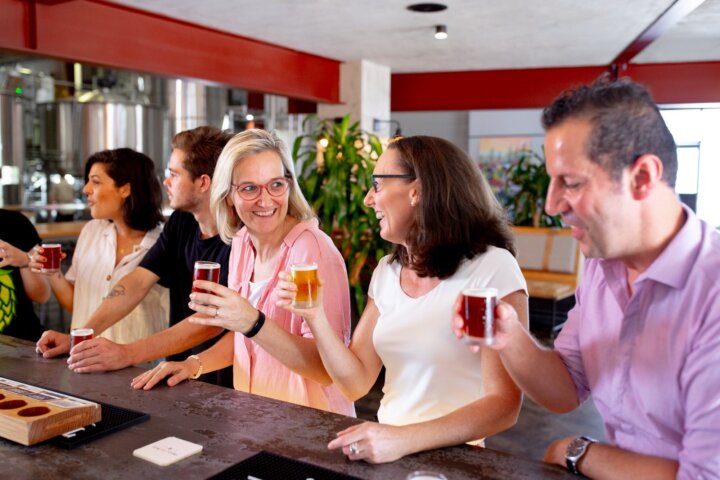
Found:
[132,129,354,416]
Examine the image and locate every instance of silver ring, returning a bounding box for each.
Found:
[214,307,220,318]
[349,442,360,455]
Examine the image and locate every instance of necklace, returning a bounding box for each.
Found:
[117,232,144,256]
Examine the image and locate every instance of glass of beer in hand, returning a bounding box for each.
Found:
[461,288,498,346]
[192,261,220,294]
[70,328,94,350]
[37,243,62,274]
[291,263,319,308]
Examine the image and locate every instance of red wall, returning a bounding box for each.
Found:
[392,62,720,111]
[0,0,340,103]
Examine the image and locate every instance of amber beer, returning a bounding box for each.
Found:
[38,243,62,273]
[291,263,319,308]
[70,328,94,350]
[192,261,220,294]
[461,288,498,346]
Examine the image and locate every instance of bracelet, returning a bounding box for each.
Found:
[188,354,203,379]
[19,251,32,269]
[243,310,266,338]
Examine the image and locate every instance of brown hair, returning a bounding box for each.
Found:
[171,126,235,180]
[84,148,163,231]
[388,136,515,279]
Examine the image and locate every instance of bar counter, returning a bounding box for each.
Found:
[34,220,89,240]
[0,335,572,479]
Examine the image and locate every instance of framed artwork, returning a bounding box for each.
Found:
[473,136,540,201]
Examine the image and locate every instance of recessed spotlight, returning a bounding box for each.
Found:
[407,3,447,13]
[434,25,448,40]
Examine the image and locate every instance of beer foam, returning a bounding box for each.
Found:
[291,263,318,271]
[462,287,498,298]
[40,243,61,248]
[194,261,220,270]
[71,328,94,337]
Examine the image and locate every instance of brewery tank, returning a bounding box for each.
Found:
[0,93,25,206]
[37,99,168,179]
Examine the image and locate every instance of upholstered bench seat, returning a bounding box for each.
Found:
[511,226,583,336]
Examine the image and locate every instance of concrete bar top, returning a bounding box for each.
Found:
[0,335,573,479]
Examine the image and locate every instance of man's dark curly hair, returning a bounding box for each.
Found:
[541,74,677,186]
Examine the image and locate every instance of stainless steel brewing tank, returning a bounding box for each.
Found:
[0,93,25,205]
[37,100,168,178]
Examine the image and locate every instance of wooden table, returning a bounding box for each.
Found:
[0,335,573,479]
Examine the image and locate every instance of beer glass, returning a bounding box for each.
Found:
[70,328,94,350]
[291,263,319,308]
[461,287,498,346]
[192,261,221,294]
[37,243,62,274]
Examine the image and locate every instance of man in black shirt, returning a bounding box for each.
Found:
[0,209,50,341]
[36,126,235,387]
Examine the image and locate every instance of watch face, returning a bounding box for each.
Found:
[567,438,590,458]
[567,438,586,457]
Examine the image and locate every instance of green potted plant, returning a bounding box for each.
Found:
[501,149,562,227]
[292,115,386,313]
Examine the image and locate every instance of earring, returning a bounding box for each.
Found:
[410,199,417,207]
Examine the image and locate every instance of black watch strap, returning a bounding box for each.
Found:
[244,310,266,338]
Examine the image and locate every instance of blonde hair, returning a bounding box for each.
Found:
[211,129,315,244]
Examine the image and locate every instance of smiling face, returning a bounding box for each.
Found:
[363,148,418,246]
[83,162,129,223]
[163,148,205,212]
[544,119,637,260]
[228,150,290,237]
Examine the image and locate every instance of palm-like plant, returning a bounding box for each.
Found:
[503,149,562,227]
[292,115,386,313]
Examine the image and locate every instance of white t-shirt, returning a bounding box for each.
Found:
[247,278,270,308]
[369,246,526,429]
[66,220,169,345]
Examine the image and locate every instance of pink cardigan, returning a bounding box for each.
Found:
[229,219,355,416]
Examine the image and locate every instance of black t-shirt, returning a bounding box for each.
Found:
[0,209,44,341]
[140,210,233,387]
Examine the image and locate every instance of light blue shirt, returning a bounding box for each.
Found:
[555,206,720,479]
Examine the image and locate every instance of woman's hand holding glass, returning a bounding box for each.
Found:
[274,271,325,322]
[26,245,67,275]
[188,279,260,334]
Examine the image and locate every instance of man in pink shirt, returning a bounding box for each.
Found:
[456,76,720,478]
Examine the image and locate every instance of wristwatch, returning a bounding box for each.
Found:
[565,436,597,475]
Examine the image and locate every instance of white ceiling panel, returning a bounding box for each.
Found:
[634,0,720,63]
[109,0,710,72]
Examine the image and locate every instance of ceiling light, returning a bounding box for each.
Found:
[434,25,448,40]
[407,3,447,13]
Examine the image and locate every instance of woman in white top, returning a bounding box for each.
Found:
[276,135,529,463]
[31,149,168,346]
